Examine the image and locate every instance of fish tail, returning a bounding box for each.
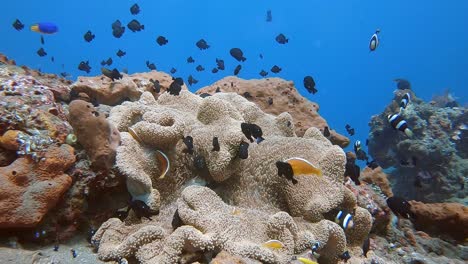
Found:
[405,128,413,138]
[30,25,39,32]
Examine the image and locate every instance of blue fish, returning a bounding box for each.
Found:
[31,22,58,34]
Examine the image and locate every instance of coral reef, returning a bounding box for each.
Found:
[368,89,467,203]
[0,144,75,227]
[409,201,468,241]
[70,71,188,106]
[92,90,370,264]
[196,76,349,147]
[68,99,121,170]
[361,167,393,198]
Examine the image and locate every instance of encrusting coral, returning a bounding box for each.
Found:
[68,99,121,170]
[0,144,75,227]
[92,90,372,264]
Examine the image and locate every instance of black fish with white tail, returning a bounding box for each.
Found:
[388,113,413,137]
[335,210,354,230]
[369,29,380,51]
[386,196,414,219]
[241,123,264,143]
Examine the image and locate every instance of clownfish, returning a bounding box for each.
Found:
[30,22,58,34]
[335,210,354,230]
[276,157,322,184]
[369,29,380,51]
[388,113,413,137]
[400,93,411,112]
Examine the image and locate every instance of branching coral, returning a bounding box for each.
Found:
[93,90,372,264]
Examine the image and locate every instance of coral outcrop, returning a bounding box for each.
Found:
[196,76,349,147]
[92,90,370,264]
[368,90,467,203]
[409,201,468,241]
[0,144,75,227]
[68,99,120,170]
[70,71,188,106]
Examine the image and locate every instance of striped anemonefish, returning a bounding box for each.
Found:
[354,140,361,153]
[335,210,354,230]
[388,113,414,137]
[30,22,58,34]
[400,92,411,112]
[369,29,380,51]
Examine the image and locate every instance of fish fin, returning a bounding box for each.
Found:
[405,129,413,137]
[256,137,265,144]
[292,178,298,184]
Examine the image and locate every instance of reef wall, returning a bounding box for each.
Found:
[368,90,467,204]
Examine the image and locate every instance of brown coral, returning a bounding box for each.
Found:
[0,144,75,228]
[361,166,393,197]
[196,76,349,147]
[70,71,188,105]
[409,201,468,241]
[68,99,120,170]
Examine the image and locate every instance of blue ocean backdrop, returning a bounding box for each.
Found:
[1,0,467,152]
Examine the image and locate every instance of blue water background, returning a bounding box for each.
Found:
[1,0,467,156]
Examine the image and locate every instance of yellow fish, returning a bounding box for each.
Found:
[156,150,170,179]
[284,157,322,177]
[276,157,322,184]
[262,239,284,249]
[297,257,318,264]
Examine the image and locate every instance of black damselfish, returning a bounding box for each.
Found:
[183,136,194,155]
[129,199,158,220]
[212,137,220,151]
[239,141,249,159]
[386,196,414,219]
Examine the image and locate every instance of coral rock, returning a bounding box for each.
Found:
[361,166,393,197]
[196,76,349,147]
[70,71,188,106]
[0,144,75,228]
[409,201,468,241]
[68,99,120,170]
